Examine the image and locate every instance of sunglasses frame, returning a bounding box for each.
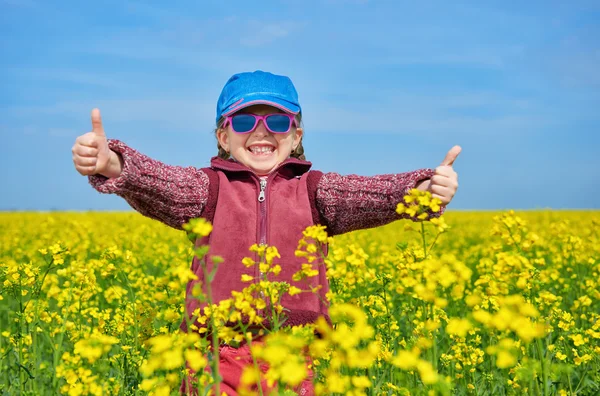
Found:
[223,113,298,134]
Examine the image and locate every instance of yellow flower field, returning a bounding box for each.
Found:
[1,202,599,395]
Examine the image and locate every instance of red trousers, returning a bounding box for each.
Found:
[180,341,314,395]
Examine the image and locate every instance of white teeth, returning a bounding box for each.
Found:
[249,146,275,154]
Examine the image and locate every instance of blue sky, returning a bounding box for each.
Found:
[1,0,599,210]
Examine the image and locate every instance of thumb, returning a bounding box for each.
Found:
[91,108,105,137]
[440,145,462,166]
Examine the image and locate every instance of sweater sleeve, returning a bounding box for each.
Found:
[315,169,445,236]
[88,139,210,230]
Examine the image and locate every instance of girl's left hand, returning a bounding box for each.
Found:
[429,145,461,205]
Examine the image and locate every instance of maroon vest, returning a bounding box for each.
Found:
[181,157,327,332]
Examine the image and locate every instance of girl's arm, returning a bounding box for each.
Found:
[88,139,210,230]
[314,169,445,236]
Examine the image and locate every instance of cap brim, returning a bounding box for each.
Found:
[221,96,300,119]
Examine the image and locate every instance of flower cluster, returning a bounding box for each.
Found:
[396,188,443,219]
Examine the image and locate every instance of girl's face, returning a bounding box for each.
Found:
[217,105,303,176]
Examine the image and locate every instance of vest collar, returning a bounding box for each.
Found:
[210,156,312,178]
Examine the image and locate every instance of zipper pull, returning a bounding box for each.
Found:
[258,178,267,202]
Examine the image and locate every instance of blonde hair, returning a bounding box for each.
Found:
[215,113,305,161]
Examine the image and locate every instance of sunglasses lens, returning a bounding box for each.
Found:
[266,115,291,133]
[231,114,256,133]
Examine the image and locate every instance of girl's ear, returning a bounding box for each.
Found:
[217,128,229,152]
[293,127,303,148]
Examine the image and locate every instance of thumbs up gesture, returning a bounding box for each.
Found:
[428,145,461,206]
[72,108,121,178]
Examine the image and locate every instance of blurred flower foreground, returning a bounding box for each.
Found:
[1,192,599,395]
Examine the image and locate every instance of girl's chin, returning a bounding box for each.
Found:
[240,158,279,175]
[235,151,287,174]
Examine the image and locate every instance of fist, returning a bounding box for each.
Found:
[429,145,461,205]
[72,108,112,176]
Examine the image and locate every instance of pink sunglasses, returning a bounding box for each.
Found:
[223,113,298,134]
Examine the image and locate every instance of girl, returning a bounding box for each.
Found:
[72,70,460,394]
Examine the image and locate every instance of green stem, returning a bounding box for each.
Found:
[429,305,437,370]
[32,309,38,394]
[52,284,73,392]
[504,224,524,256]
[18,275,24,392]
[201,257,221,395]
[421,222,427,259]
[0,317,5,390]
[536,338,548,396]
[119,269,140,352]
[247,337,265,396]
[22,255,56,313]
[574,369,588,393]
[77,283,83,335]
[381,278,394,382]
[425,231,442,260]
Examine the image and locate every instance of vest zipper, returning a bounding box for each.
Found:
[258,178,267,244]
[257,177,268,315]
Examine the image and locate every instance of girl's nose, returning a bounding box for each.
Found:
[252,120,269,136]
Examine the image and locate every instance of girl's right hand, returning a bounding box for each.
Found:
[72,108,122,178]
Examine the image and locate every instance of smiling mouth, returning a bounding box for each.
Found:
[248,146,275,156]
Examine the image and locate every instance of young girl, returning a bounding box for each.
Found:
[72,70,460,394]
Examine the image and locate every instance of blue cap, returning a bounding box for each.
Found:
[216,70,301,123]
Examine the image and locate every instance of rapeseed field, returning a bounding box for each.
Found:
[1,194,598,395]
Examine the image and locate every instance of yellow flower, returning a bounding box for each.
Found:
[241,274,254,282]
[73,333,119,364]
[417,360,439,384]
[495,350,516,369]
[351,375,371,388]
[396,203,407,215]
[396,189,442,219]
[292,263,319,281]
[242,257,255,267]
[278,359,307,386]
[465,294,482,307]
[430,217,449,232]
[574,353,592,366]
[391,350,419,370]
[446,318,473,338]
[322,373,348,393]
[183,217,213,237]
[288,286,302,296]
[148,335,173,354]
[570,334,586,347]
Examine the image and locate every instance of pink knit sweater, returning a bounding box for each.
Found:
[89,140,440,235]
